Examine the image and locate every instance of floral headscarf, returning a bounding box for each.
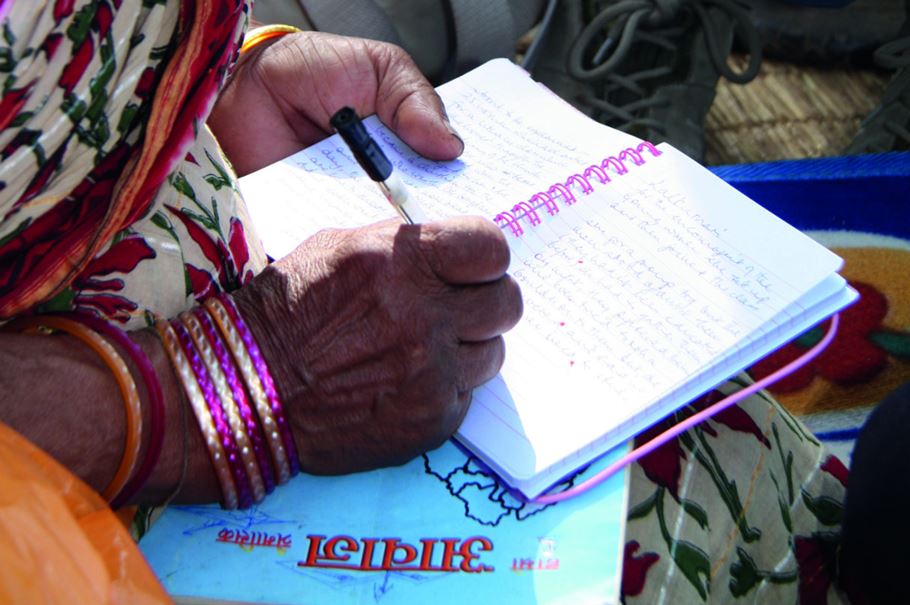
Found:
[0,0,258,322]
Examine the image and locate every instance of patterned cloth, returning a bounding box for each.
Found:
[0,2,855,604]
[622,377,852,603]
[714,155,910,466]
[0,0,265,326]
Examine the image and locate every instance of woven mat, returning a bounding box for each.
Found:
[705,57,892,165]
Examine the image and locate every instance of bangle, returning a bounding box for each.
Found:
[3,315,143,503]
[171,318,252,509]
[182,311,265,504]
[204,295,299,483]
[193,307,275,495]
[57,312,166,509]
[215,293,300,477]
[240,24,301,54]
[155,320,240,510]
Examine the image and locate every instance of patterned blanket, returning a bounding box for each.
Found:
[713,151,910,464]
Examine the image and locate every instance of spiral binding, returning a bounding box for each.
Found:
[493,141,662,236]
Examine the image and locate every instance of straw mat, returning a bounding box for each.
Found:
[705,57,892,164]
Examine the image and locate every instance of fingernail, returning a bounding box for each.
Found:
[444,117,464,154]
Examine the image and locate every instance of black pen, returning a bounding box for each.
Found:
[330,106,427,225]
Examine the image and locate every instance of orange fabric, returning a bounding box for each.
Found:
[0,422,171,604]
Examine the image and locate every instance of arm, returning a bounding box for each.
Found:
[0,328,219,503]
[1,36,520,507]
[0,217,522,504]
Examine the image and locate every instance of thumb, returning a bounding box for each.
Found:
[375,58,464,161]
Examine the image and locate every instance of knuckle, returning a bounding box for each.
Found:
[504,275,524,324]
[492,336,506,371]
[468,217,510,271]
[370,39,413,74]
[415,228,448,279]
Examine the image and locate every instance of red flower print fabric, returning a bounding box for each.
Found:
[623,376,851,604]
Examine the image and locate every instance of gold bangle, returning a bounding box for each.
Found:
[240,24,301,54]
[203,297,292,483]
[154,320,239,509]
[4,315,143,503]
[181,311,266,502]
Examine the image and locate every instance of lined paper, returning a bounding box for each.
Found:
[241,59,856,498]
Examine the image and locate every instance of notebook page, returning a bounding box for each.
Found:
[240,59,641,260]
[457,145,845,481]
[239,59,848,493]
[496,273,855,497]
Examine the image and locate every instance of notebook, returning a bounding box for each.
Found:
[239,58,858,500]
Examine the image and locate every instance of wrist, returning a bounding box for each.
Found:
[230,276,308,403]
[131,328,219,504]
[230,282,312,470]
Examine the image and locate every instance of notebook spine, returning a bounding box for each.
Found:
[494,141,662,236]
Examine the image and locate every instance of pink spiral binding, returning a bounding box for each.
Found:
[494,142,662,237]
[546,184,573,208]
[584,164,610,184]
[534,190,561,214]
[619,148,645,166]
[494,211,523,236]
[635,141,662,158]
[511,201,541,226]
[566,173,594,194]
[601,156,628,176]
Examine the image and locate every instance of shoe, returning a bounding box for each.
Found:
[750,0,906,66]
[845,35,910,153]
[531,0,762,163]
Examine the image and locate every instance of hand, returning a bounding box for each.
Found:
[232,216,522,474]
[208,31,464,176]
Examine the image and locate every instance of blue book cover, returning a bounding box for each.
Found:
[139,440,629,605]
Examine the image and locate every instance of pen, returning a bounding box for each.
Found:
[330,106,427,225]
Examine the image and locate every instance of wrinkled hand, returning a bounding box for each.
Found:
[232,217,522,474]
[209,31,463,176]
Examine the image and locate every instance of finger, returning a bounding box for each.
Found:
[448,276,523,342]
[418,216,511,284]
[450,389,474,432]
[372,45,464,161]
[455,337,506,393]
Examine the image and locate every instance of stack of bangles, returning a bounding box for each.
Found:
[2,292,298,510]
[156,294,299,509]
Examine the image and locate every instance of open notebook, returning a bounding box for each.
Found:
[240,58,857,499]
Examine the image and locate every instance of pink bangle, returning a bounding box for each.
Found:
[204,297,292,483]
[183,310,267,504]
[170,319,250,509]
[214,293,300,478]
[59,312,166,509]
[194,307,276,495]
[156,321,238,509]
